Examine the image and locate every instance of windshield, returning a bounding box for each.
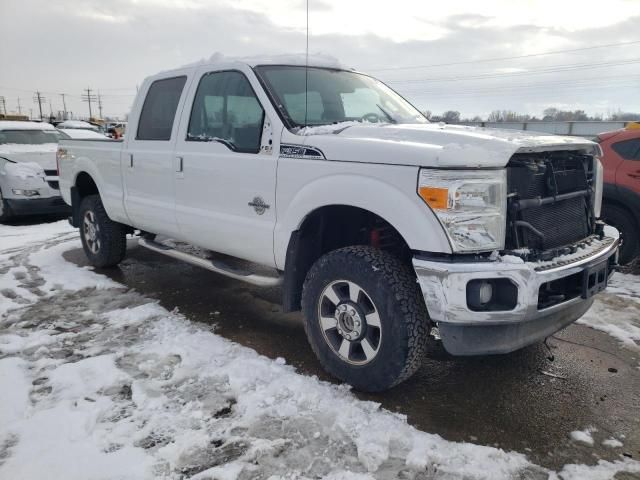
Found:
[255,66,428,129]
[0,129,61,145]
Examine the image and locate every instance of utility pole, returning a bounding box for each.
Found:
[0,96,6,116]
[33,91,46,120]
[97,92,103,119]
[17,97,22,115]
[81,87,97,120]
[60,93,68,119]
[49,100,53,119]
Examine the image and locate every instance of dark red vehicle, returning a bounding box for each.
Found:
[597,124,640,264]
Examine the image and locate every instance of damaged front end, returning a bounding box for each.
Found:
[412,147,620,356]
[504,150,603,261]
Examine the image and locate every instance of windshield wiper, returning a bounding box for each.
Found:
[376,104,397,124]
[187,134,237,151]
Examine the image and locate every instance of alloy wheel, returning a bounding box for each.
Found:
[83,210,101,254]
[317,280,382,365]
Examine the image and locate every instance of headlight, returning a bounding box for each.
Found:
[593,157,603,218]
[418,169,507,252]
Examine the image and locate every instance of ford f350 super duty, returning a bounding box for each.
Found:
[57,56,619,391]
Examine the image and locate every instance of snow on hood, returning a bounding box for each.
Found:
[292,122,598,168]
[0,143,57,170]
[2,161,46,179]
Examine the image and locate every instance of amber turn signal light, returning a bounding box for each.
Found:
[418,186,449,210]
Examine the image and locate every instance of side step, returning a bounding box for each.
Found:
[138,237,283,287]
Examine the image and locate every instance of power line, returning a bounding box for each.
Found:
[366,39,640,72]
[396,74,640,95]
[384,58,640,85]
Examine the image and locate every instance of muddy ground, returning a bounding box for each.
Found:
[59,239,640,472]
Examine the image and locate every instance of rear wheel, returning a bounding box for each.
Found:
[602,204,639,264]
[301,246,430,392]
[79,194,127,268]
[0,187,13,223]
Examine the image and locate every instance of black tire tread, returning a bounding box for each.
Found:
[79,194,127,268]
[301,246,430,391]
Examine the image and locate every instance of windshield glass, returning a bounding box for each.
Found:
[0,129,61,144]
[255,66,428,128]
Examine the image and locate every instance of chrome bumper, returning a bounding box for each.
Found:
[413,228,620,355]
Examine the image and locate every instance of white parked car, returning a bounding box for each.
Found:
[56,120,100,132]
[57,56,619,391]
[58,128,108,140]
[0,121,69,221]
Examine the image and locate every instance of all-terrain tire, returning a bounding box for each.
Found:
[602,204,639,265]
[0,187,13,223]
[79,194,127,268]
[301,246,430,392]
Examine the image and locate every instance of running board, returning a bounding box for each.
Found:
[138,237,283,287]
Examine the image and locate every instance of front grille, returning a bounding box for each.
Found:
[47,181,60,190]
[506,151,595,252]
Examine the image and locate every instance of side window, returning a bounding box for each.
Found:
[187,71,264,153]
[137,76,187,141]
[612,138,640,161]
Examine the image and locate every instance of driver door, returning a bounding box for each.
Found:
[173,67,279,267]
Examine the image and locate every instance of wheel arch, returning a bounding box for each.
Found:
[70,171,101,227]
[282,203,417,313]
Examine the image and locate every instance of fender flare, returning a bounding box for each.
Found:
[274,173,451,268]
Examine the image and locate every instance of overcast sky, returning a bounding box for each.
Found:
[1,0,638,120]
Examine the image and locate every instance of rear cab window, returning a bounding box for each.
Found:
[137,76,187,141]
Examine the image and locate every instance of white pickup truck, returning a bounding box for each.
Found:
[57,56,619,391]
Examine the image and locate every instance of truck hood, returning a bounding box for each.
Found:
[294,123,598,168]
[0,144,58,171]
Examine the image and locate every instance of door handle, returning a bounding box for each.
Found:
[628,172,640,179]
[129,154,134,168]
[176,156,183,173]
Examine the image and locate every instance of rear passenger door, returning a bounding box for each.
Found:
[123,74,189,235]
[173,67,278,267]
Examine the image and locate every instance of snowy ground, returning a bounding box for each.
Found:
[1,221,639,480]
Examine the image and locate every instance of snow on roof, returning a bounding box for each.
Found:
[182,52,348,70]
[56,120,98,130]
[58,128,107,139]
[0,121,55,131]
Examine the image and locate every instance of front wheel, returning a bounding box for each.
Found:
[79,194,127,268]
[301,246,430,392]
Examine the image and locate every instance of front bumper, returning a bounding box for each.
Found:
[413,229,619,355]
[6,196,69,216]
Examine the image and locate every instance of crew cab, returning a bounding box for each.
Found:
[0,121,69,222]
[57,56,619,391]
[597,124,640,264]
